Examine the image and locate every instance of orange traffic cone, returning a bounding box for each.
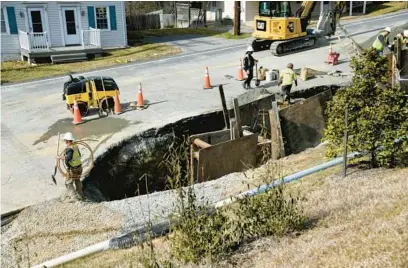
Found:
[237,59,245,81]
[136,83,145,109]
[72,99,83,125]
[114,89,122,114]
[204,66,212,89]
[328,43,333,56]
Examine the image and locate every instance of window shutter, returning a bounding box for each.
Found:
[6,7,17,34]
[87,6,95,28]
[109,6,116,30]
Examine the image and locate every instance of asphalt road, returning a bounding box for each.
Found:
[1,10,407,213]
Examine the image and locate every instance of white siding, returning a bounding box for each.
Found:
[1,2,27,61]
[1,1,127,61]
[223,1,235,20]
[244,1,258,23]
[46,2,67,47]
[204,1,225,21]
[80,1,127,48]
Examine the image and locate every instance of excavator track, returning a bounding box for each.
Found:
[269,35,317,56]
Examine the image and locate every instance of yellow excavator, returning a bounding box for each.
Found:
[252,1,346,56]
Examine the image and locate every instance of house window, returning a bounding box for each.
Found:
[1,8,9,33]
[95,7,108,29]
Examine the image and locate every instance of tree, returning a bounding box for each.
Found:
[324,48,408,167]
[234,1,241,35]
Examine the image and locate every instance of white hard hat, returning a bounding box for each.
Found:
[63,132,75,141]
[247,46,254,52]
[384,26,391,32]
[404,30,408,37]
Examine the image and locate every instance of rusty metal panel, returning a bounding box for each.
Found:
[279,89,333,154]
[196,134,258,182]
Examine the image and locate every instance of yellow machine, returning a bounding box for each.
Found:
[252,1,345,56]
[62,74,118,117]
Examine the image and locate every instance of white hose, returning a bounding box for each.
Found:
[31,241,110,268]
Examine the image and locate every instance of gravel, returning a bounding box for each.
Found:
[0,171,247,268]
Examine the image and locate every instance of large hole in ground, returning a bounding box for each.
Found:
[83,85,341,202]
[83,111,227,202]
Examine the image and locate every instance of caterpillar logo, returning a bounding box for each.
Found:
[256,20,266,32]
[288,22,294,32]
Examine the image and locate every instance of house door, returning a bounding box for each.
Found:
[27,8,48,49]
[28,8,46,33]
[62,7,80,45]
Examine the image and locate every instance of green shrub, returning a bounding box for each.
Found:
[235,185,305,239]
[324,48,408,167]
[166,138,305,264]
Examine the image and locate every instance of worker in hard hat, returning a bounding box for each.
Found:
[372,27,391,56]
[57,132,85,201]
[392,30,408,51]
[242,46,258,89]
[278,63,298,104]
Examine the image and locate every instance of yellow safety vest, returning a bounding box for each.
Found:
[280,68,297,86]
[372,33,389,51]
[67,144,82,167]
[394,33,407,50]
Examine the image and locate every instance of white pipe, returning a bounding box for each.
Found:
[320,1,324,15]
[214,152,361,208]
[349,1,353,16]
[31,241,110,268]
[363,1,367,14]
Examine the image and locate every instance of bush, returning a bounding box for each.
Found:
[324,48,408,167]
[166,138,305,264]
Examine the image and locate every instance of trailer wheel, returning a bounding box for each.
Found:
[69,102,89,117]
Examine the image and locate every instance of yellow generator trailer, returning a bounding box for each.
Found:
[62,74,119,117]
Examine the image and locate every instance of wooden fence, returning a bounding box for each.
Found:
[126,14,161,30]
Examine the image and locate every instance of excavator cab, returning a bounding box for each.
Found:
[63,75,118,117]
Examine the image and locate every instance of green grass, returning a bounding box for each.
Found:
[1,43,181,84]
[342,1,407,20]
[128,28,251,42]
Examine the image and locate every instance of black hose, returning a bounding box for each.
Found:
[109,221,170,250]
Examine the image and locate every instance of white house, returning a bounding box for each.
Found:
[206,1,375,27]
[0,1,128,63]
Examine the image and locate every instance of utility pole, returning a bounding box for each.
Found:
[234,1,241,36]
[188,1,191,28]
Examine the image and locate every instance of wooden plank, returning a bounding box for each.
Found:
[218,85,230,129]
[230,118,238,140]
[197,134,258,182]
[233,98,243,137]
[269,101,285,159]
[343,103,349,178]
[190,143,195,185]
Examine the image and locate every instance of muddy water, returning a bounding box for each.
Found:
[33,117,137,145]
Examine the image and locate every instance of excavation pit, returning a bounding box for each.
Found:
[83,85,342,202]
